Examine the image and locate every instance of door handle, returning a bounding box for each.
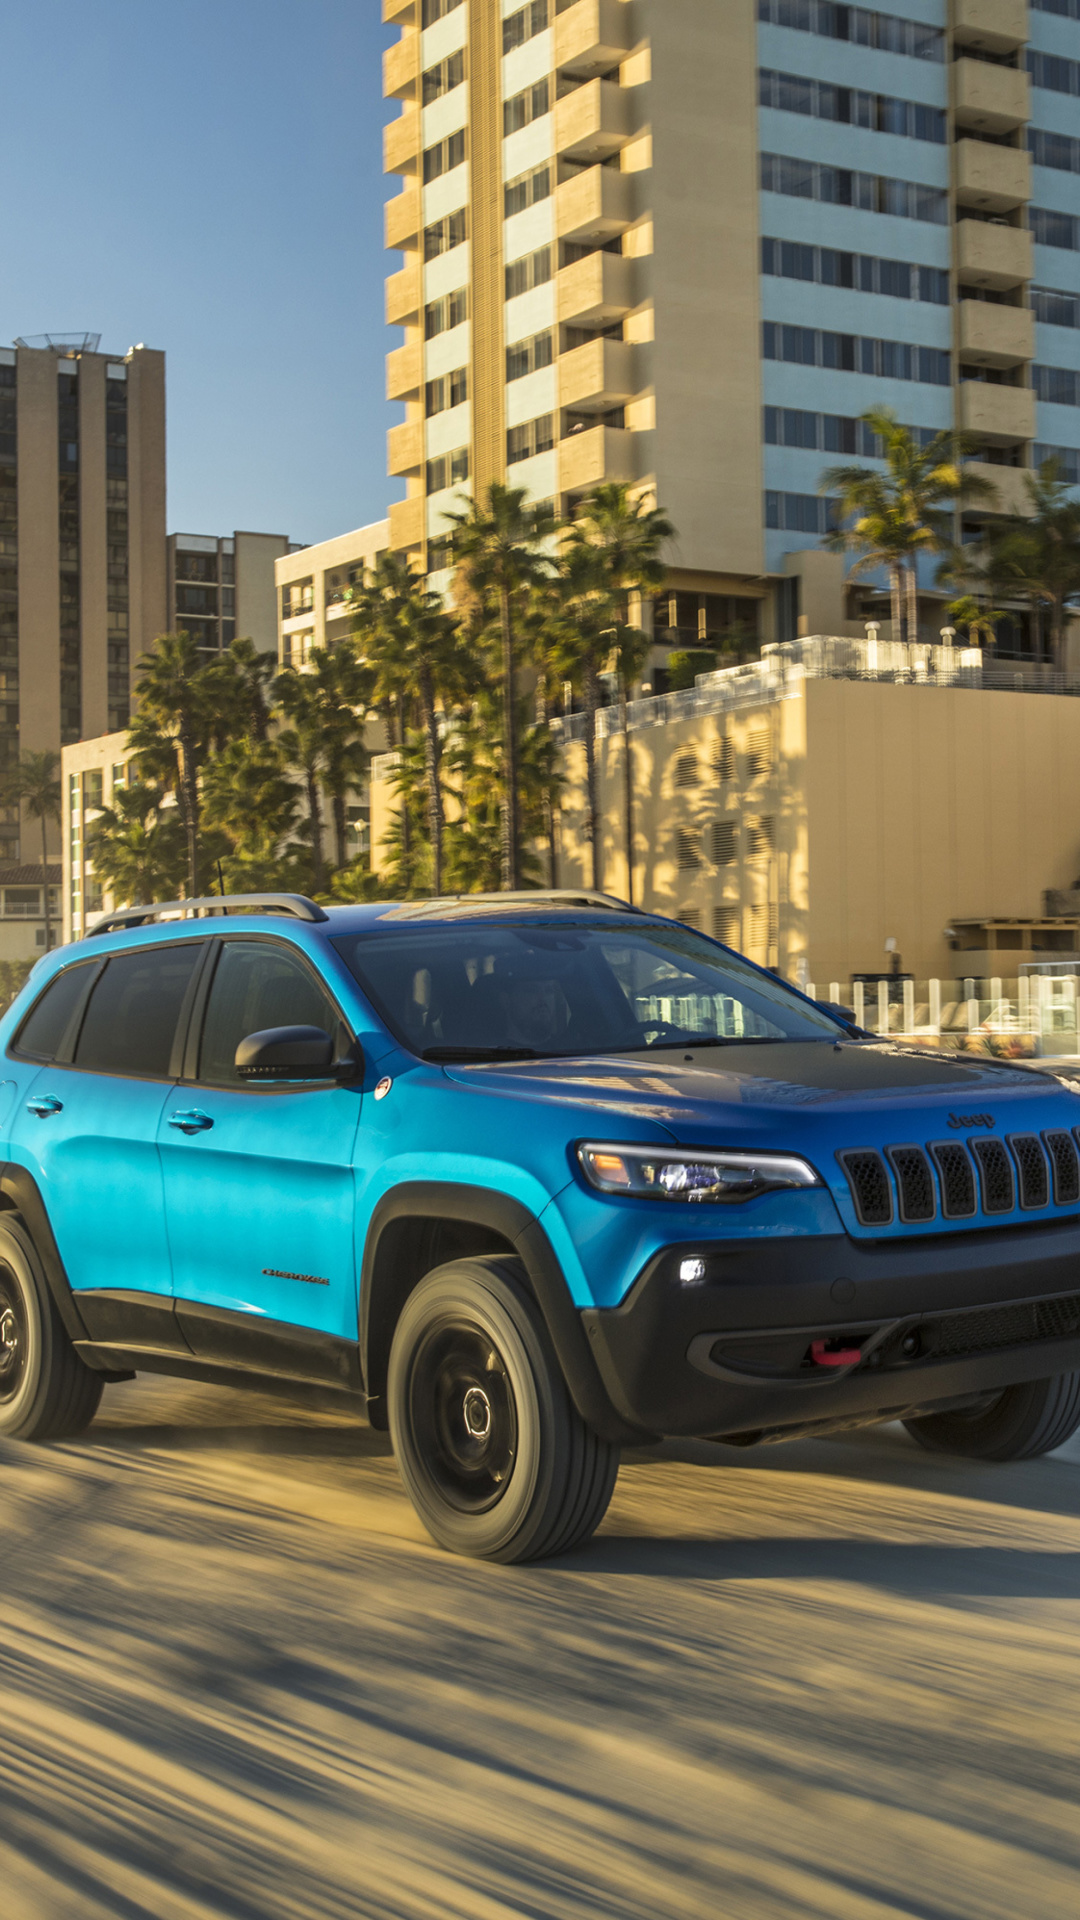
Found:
[26,1094,63,1118]
[167,1109,214,1135]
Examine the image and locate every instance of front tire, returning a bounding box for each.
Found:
[903,1372,1080,1461]
[387,1257,619,1563]
[0,1220,103,1441]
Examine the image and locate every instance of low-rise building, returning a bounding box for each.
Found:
[61,730,133,943]
[275,520,389,668]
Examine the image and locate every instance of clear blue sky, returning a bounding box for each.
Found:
[2,0,402,547]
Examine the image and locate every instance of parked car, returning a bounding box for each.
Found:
[1,890,1079,1562]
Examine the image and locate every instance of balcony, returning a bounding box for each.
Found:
[383,108,420,177]
[955,218,1033,289]
[957,380,1036,443]
[383,34,417,101]
[555,163,634,244]
[554,0,633,78]
[382,0,416,23]
[386,340,422,401]
[958,299,1034,367]
[386,259,422,324]
[963,461,1032,516]
[387,420,424,477]
[385,185,421,250]
[558,336,637,411]
[955,138,1030,213]
[953,57,1030,134]
[559,423,636,492]
[554,79,633,163]
[953,0,1028,54]
[557,249,634,325]
[389,495,424,552]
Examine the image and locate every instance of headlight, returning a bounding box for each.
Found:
[577,1142,821,1203]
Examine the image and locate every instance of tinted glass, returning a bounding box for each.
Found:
[14,961,96,1060]
[75,944,202,1078]
[333,919,840,1058]
[199,941,342,1085]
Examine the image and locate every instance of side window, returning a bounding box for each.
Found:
[74,944,203,1079]
[198,941,344,1087]
[12,961,97,1061]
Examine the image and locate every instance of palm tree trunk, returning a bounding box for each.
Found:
[40,813,51,951]
[584,660,601,893]
[419,671,444,896]
[499,584,519,891]
[307,765,325,891]
[619,671,633,907]
[396,694,411,881]
[332,791,348,872]
[889,564,903,645]
[179,724,199,898]
[535,678,557,888]
[906,560,919,647]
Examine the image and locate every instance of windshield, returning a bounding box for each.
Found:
[332,918,840,1058]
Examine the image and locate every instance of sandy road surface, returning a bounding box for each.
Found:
[0,1379,1078,1920]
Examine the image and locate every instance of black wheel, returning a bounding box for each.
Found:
[387,1257,619,1563]
[0,1220,103,1441]
[903,1373,1080,1461]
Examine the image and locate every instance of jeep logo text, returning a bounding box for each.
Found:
[947,1113,995,1130]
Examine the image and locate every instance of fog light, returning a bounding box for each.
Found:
[679,1257,707,1284]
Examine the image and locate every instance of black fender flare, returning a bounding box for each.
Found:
[0,1162,89,1344]
[359,1182,649,1445]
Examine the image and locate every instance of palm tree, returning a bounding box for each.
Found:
[821,409,998,643]
[200,737,301,886]
[547,542,614,892]
[444,483,555,890]
[129,633,219,896]
[0,751,61,948]
[87,783,187,908]
[564,484,672,904]
[948,460,1080,667]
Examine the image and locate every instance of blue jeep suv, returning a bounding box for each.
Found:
[1,889,1079,1562]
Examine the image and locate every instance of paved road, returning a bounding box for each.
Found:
[1,1377,1078,1920]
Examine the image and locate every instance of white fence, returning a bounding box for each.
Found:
[809,973,1080,1060]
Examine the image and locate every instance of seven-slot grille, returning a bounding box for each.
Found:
[838,1129,1080,1227]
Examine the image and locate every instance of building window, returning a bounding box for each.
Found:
[765,407,941,453]
[760,151,949,224]
[1030,207,1080,250]
[425,288,470,338]
[507,414,555,463]
[174,549,217,582]
[422,49,465,106]
[424,209,468,260]
[428,535,455,571]
[1027,49,1080,96]
[423,128,467,184]
[762,322,951,385]
[421,0,463,26]
[759,69,946,143]
[503,78,550,137]
[503,0,549,55]
[1032,286,1080,327]
[761,236,949,304]
[506,329,555,381]
[426,367,469,415]
[504,164,552,219]
[1034,443,1080,482]
[756,1,944,60]
[765,492,840,534]
[1028,128,1080,174]
[426,446,470,492]
[282,580,314,619]
[505,246,552,299]
[1033,365,1080,406]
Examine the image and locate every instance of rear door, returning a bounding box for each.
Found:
[7,939,206,1344]
[157,935,362,1378]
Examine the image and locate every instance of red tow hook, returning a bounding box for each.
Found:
[810,1338,863,1368]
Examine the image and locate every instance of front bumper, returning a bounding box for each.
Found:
[581,1217,1080,1437]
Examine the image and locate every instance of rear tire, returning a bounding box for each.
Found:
[903,1372,1080,1461]
[0,1219,103,1441]
[387,1257,619,1563]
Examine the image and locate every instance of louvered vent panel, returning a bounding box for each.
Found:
[1045,1130,1080,1204]
[712,906,739,945]
[678,907,701,930]
[714,737,734,783]
[675,752,699,789]
[676,829,702,870]
[971,1137,1016,1214]
[711,821,736,866]
[886,1146,936,1223]
[928,1141,977,1218]
[838,1150,893,1226]
[1008,1134,1049,1210]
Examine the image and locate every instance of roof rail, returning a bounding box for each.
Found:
[85,893,330,937]
[378,889,642,916]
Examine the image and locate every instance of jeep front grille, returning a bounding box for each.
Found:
[839,1128,1080,1227]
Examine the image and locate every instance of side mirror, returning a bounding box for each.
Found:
[235,1025,339,1082]
[815,999,858,1029]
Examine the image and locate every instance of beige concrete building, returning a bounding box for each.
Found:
[381,0,1079,656]
[168,530,296,656]
[61,730,133,943]
[1,333,166,867]
[275,519,390,667]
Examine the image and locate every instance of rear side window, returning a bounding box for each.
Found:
[12,961,97,1061]
[75,944,203,1079]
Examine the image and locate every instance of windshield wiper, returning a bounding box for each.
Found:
[422,1045,541,1062]
[634,1035,796,1050]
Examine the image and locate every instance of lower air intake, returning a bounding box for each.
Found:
[837,1150,893,1226]
[928,1292,1080,1361]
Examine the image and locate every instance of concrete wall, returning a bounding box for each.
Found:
[16,350,60,768]
[235,532,290,655]
[126,346,167,674]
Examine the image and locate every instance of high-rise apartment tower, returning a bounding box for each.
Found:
[0,334,166,860]
[381,0,1080,651]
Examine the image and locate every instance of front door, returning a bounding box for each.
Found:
[157,936,362,1381]
[7,940,206,1347]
